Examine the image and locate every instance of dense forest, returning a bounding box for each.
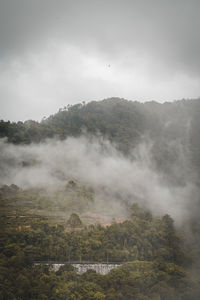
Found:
[1,97,200,180]
[1,190,199,299]
[1,98,200,299]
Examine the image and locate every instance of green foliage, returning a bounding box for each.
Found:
[67,213,83,228]
[1,97,200,185]
[1,98,200,298]
[1,199,199,299]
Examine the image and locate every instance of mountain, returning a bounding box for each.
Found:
[1,97,200,180]
[1,98,200,299]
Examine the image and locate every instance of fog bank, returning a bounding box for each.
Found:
[0,136,198,224]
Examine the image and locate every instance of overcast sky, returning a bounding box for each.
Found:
[0,0,200,121]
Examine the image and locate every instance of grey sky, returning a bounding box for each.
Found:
[0,0,200,121]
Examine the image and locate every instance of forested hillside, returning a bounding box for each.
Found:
[1,98,200,299]
[1,195,199,299]
[0,98,199,147]
[1,98,200,179]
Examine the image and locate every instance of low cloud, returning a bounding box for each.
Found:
[0,135,198,224]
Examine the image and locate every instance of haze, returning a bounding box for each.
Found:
[0,0,200,121]
[0,136,198,224]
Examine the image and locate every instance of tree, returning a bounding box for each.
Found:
[67,213,83,228]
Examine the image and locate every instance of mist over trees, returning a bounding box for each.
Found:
[1,97,200,178]
[1,98,200,299]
